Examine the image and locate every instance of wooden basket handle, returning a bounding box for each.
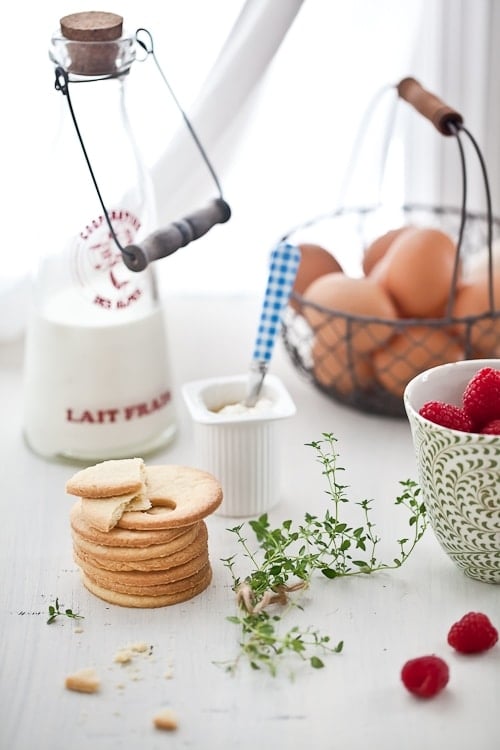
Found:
[397,77,463,135]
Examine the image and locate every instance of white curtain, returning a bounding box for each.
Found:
[404,0,500,214]
[151,0,305,222]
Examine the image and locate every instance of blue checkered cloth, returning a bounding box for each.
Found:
[252,242,301,363]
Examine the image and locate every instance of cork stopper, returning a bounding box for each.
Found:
[58,11,126,76]
[60,11,123,42]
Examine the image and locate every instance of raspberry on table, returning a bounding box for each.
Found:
[462,367,500,429]
[480,418,500,435]
[447,612,499,654]
[418,401,474,432]
[400,654,449,698]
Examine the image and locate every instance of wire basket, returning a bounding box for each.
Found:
[280,79,500,418]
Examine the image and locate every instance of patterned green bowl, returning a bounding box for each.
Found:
[404,359,500,584]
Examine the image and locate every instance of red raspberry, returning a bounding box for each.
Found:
[419,401,474,432]
[401,655,449,698]
[480,418,500,435]
[447,612,498,654]
[462,367,500,430]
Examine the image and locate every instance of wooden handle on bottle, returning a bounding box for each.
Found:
[122,198,231,271]
[397,77,463,135]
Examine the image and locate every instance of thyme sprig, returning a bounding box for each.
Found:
[221,432,427,675]
[47,598,84,625]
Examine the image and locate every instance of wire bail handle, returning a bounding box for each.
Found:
[54,27,231,272]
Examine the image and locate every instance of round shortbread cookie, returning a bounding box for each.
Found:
[73,544,208,582]
[66,458,145,499]
[117,464,222,530]
[70,501,192,548]
[81,567,212,608]
[72,522,205,563]
[72,537,208,573]
[82,561,211,597]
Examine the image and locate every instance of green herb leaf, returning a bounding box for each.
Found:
[310,656,324,669]
[46,599,84,625]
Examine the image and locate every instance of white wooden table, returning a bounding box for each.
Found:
[1,294,498,750]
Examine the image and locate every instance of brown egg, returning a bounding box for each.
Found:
[375,227,459,317]
[372,326,464,398]
[312,336,374,395]
[362,226,410,275]
[451,270,500,356]
[302,272,398,353]
[290,243,343,312]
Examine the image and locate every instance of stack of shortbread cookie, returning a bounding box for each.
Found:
[66,458,223,608]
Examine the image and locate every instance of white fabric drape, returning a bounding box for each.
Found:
[404,0,500,215]
[151,0,305,224]
[439,0,500,214]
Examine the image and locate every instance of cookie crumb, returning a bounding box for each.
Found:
[129,641,149,653]
[65,667,100,693]
[114,649,133,664]
[153,708,178,731]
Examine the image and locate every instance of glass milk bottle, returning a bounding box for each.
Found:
[23,11,176,461]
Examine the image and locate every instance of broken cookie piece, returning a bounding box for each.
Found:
[81,490,151,533]
[65,457,146,499]
[66,458,150,531]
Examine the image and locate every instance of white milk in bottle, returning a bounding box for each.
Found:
[23,287,176,460]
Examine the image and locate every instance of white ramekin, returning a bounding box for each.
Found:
[182,373,296,517]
